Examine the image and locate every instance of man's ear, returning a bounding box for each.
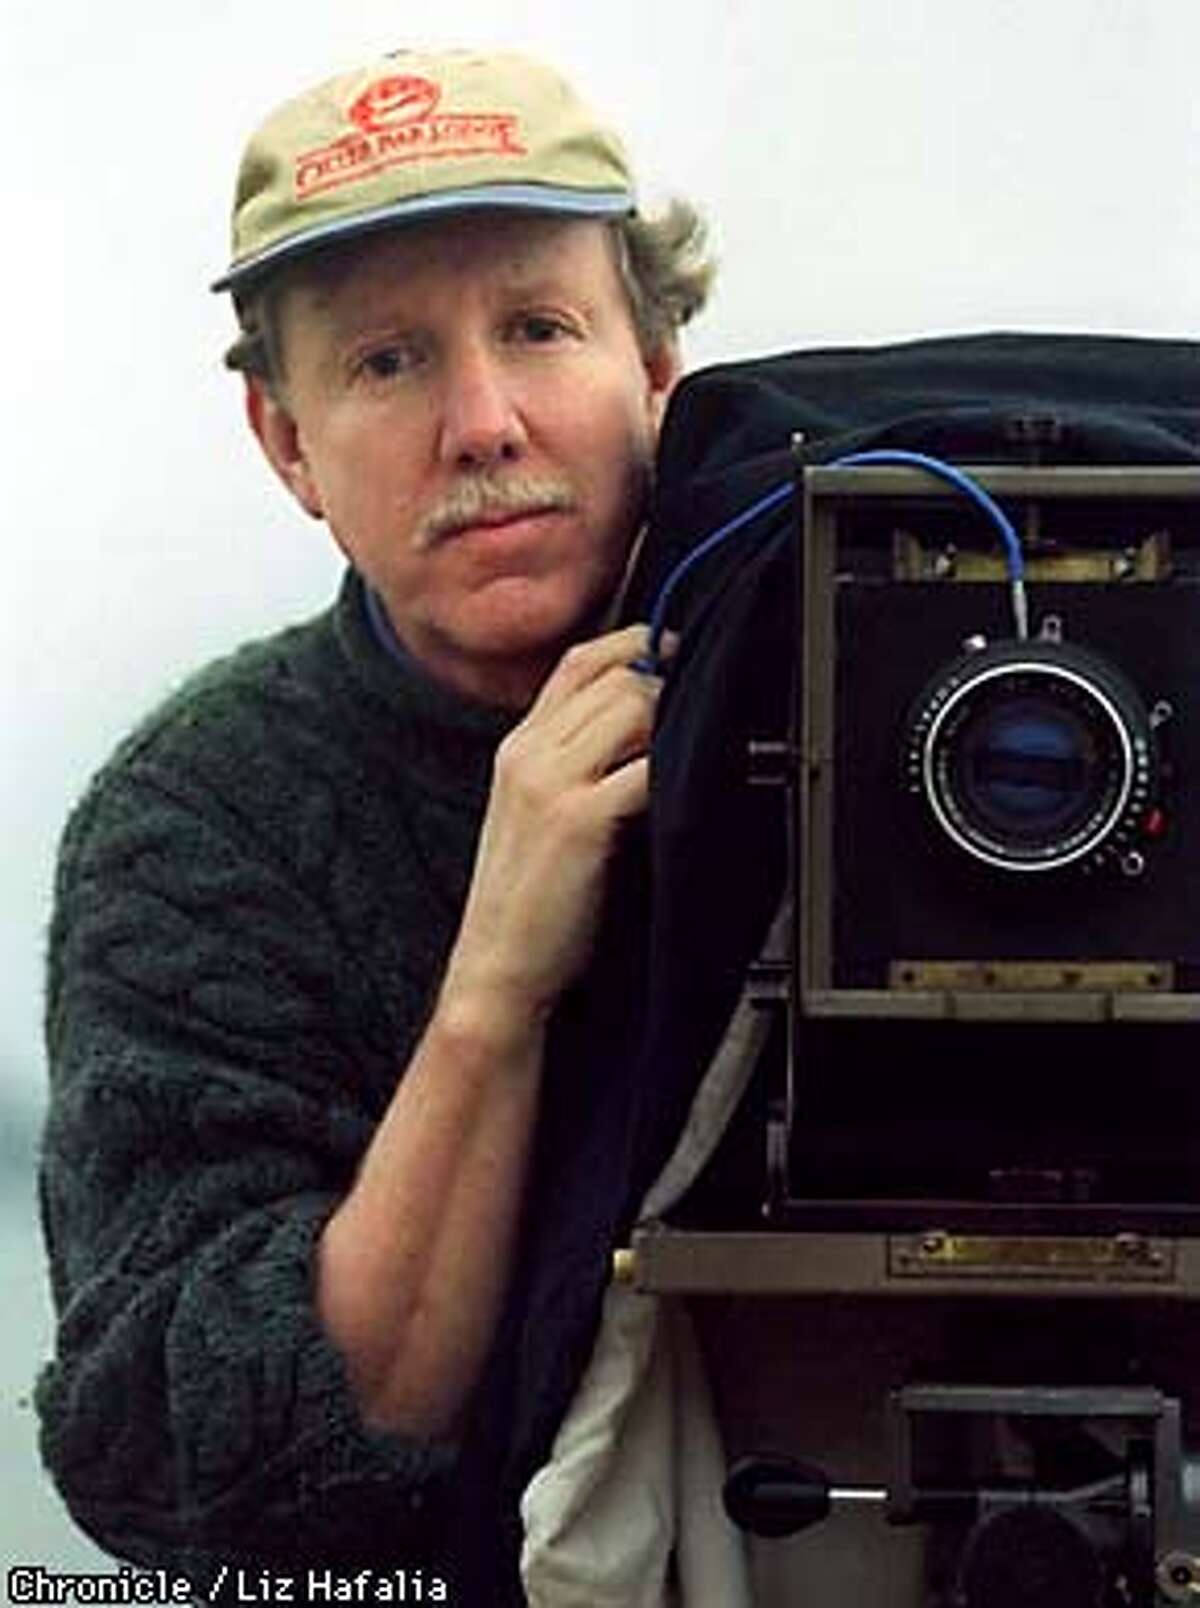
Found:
[643,337,683,435]
[244,376,325,520]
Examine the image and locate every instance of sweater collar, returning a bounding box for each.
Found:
[362,582,423,675]
[334,569,517,801]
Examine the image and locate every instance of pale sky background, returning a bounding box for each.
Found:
[3,0,1199,1571]
[5,0,1200,1121]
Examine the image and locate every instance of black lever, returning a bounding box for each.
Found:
[723,1454,979,1538]
[723,1455,886,1538]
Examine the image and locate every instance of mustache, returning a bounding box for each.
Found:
[417,473,577,547]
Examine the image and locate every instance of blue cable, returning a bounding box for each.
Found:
[635,449,1027,671]
[830,449,1025,579]
[632,480,794,671]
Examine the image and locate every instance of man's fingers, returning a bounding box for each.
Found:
[592,754,651,821]
[529,624,656,716]
[534,660,662,767]
[459,627,668,1010]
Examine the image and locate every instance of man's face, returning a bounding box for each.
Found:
[250,213,679,707]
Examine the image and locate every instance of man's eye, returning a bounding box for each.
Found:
[364,350,401,378]
[512,313,575,344]
[357,343,423,380]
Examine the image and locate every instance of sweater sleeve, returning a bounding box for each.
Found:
[36,743,457,1583]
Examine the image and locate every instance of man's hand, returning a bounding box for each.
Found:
[317,623,666,1436]
[441,622,665,1027]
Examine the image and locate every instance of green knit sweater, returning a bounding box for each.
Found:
[37,570,516,1589]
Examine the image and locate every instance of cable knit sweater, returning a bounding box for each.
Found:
[37,569,520,1596]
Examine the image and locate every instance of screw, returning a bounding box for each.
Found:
[1156,1550,1200,1602]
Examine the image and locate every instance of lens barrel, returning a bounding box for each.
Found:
[903,638,1158,875]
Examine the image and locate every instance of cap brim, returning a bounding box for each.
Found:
[211,182,634,294]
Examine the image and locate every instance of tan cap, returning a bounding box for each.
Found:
[213,49,636,294]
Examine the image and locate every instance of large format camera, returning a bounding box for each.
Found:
[632,445,1200,1605]
[781,455,1200,1231]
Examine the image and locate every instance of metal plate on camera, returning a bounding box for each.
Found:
[889,960,1174,992]
[888,1230,1176,1283]
[892,528,1170,583]
[621,1228,1200,1295]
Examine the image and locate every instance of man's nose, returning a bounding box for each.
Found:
[437,344,529,471]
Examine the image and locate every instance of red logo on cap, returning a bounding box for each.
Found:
[294,74,526,201]
[348,75,442,132]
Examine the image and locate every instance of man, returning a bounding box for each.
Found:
[37,48,712,1605]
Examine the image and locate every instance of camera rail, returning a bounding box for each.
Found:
[616,1225,1200,1298]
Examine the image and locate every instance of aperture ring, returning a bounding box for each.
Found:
[903,642,1157,876]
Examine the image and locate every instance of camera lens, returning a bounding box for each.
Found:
[904,640,1156,874]
[949,687,1115,845]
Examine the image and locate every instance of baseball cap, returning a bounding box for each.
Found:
[212,49,636,294]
